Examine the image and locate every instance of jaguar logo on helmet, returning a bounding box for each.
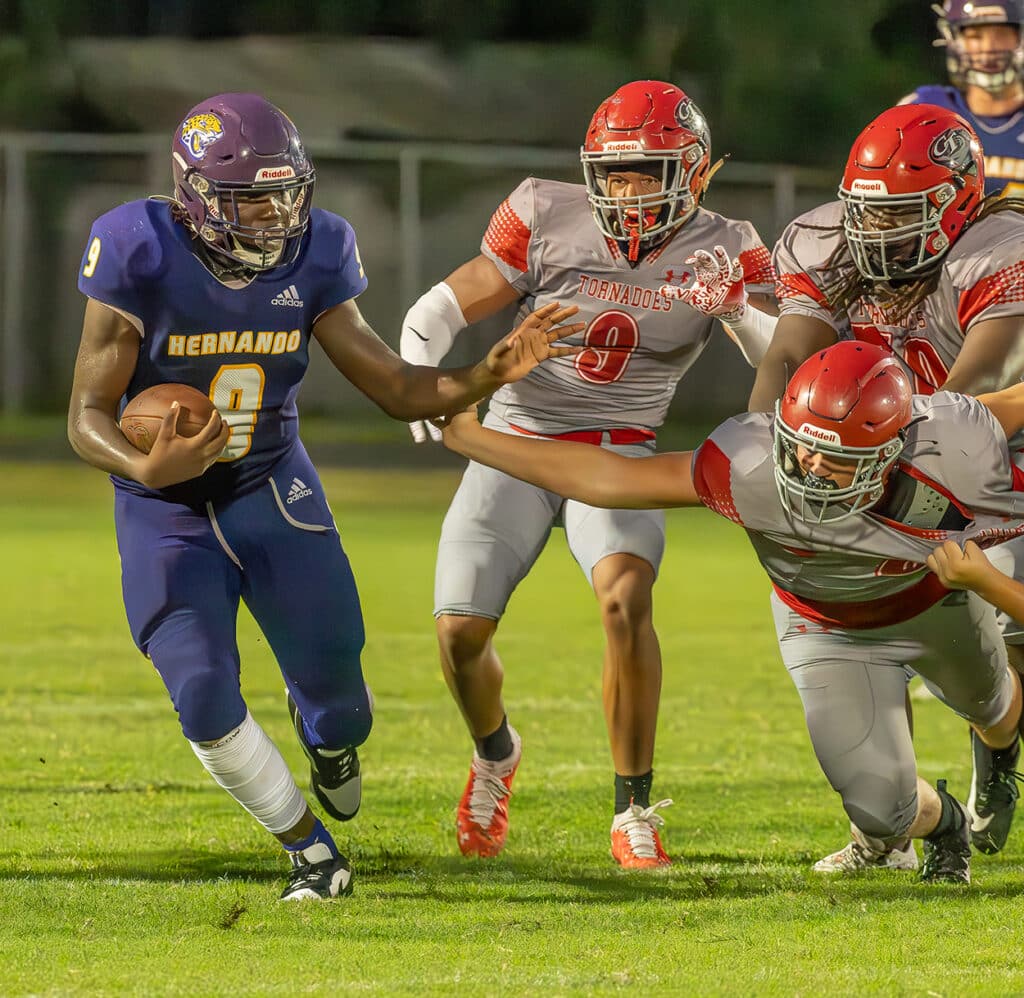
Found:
[181,113,224,160]
[928,126,975,173]
[674,98,710,148]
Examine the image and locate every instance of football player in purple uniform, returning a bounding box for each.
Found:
[67,92,582,901]
[750,100,1024,865]
[436,341,1024,884]
[901,0,1024,197]
[398,80,778,868]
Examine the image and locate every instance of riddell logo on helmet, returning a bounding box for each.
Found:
[850,179,889,194]
[255,166,296,181]
[603,141,643,152]
[797,423,841,445]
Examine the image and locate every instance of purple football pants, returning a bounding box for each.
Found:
[114,443,371,747]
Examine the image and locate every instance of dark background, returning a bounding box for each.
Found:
[0,1,947,420]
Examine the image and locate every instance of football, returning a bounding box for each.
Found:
[119,383,217,454]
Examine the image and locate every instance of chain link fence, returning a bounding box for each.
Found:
[0,133,835,418]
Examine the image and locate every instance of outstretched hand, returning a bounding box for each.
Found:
[669,245,747,321]
[483,302,585,385]
[926,539,993,591]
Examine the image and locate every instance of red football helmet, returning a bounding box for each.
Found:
[838,104,984,282]
[774,341,913,523]
[581,81,712,260]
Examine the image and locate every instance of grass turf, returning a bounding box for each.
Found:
[2,461,1023,996]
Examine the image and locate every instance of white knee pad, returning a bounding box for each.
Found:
[190,712,306,835]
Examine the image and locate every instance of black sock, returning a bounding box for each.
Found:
[615,770,653,813]
[927,779,965,839]
[476,716,513,762]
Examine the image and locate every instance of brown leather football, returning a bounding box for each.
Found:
[119,383,216,454]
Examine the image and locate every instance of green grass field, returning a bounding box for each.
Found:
[3,460,1024,996]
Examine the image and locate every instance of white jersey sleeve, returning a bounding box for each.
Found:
[480,178,538,294]
[905,392,1024,519]
[942,211,1024,332]
[773,203,847,333]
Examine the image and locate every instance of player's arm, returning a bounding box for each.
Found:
[976,379,1024,438]
[940,316,1024,394]
[399,255,521,441]
[438,407,701,509]
[67,298,227,488]
[747,313,838,412]
[314,299,582,421]
[928,540,1024,620]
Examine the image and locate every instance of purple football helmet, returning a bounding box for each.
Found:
[171,93,315,271]
[935,0,1024,93]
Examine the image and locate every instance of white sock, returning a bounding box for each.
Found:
[190,712,306,835]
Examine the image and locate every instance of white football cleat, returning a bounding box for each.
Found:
[813,826,918,874]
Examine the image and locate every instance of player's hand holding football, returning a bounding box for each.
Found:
[926,539,996,592]
[136,404,230,489]
[483,302,584,385]
[674,245,747,321]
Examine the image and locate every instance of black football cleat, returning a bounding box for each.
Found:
[287,692,361,821]
[967,730,1021,855]
[920,779,971,885]
[279,842,353,901]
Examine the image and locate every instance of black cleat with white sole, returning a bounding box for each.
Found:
[967,730,1021,855]
[920,779,971,885]
[287,692,361,822]
[280,843,353,901]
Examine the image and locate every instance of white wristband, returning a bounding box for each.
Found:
[399,282,466,366]
[721,306,778,368]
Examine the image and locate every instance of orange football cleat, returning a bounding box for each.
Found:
[610,799,673,870]
[456,728,522,858]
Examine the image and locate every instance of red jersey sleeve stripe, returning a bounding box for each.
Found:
[739,245,775,287]
[483,199,531,273]
[957,260,1024,330]
[692,439,743,524]
[776,270,828,307]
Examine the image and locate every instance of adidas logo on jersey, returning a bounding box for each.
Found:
[286,477,313,503]
[271,285,304,307]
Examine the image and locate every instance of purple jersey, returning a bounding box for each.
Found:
[78,199,366,504]
[902,85,1024,196]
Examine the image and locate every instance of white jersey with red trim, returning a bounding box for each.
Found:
[691,392,1024,628]
[482,177,775,434]
[774,201,1024,395]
